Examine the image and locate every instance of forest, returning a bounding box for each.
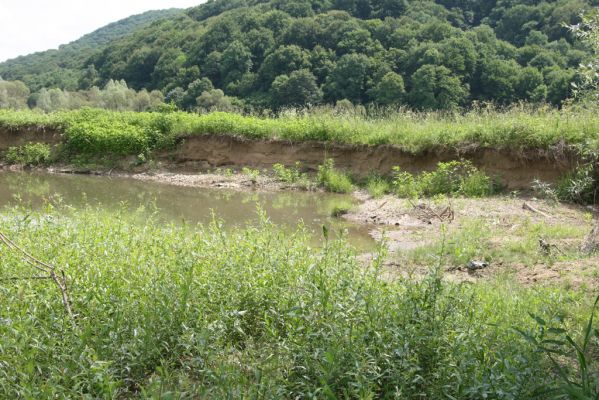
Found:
[1,0,598,111]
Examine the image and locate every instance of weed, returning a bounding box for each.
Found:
[317,159,353,193]
[242,167,260,184]
[365,175,391,198]
[518,295,599,399]
[2,106,599,158]
[392,161,495,198]
[329,200,353,217]
[272,162,311,189]
[5,143,52,166]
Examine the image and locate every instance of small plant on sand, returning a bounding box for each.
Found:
[392,161,494,198]
[317,158,353,193]
[365,175,391,198]
[329,200,354,217]
[242,167,260,184]
[272,162,313,189]
[5,143,52,166]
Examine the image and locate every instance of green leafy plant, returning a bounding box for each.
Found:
[317,159,353,193]
[365,175,391,198]
[5,143,52,166]
[517,295,599,399]
[242,167,260,184]
[392,161,495,198]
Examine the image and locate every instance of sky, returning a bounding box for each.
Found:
[0,0,202,62]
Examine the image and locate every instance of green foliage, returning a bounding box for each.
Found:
[1,0,593,110]
[0,206,590,397]
[518,295,599,399]
[272,162,311,187]
[2,107,599,164]
[393,161,495,198]
[317,159,353,193]
[5,143,52,166]
[241,166,260,183]
[365,175,391,198]
[570,9,599,105]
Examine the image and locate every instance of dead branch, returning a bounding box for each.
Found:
[0,231,75,319]
[539,238,564,256]
[522,202,552,219]
[409,199,455,223]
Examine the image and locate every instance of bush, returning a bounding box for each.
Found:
[5,143,52,166]
[317,159,353,193]
[365,175,391,198]
[393,161,495,198]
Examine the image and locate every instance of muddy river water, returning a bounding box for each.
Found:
[0,171,375,249]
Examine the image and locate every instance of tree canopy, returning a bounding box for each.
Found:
[1,0,598,110]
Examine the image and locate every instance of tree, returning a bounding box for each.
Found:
[78,65,100,90]
[0,80,30,109]
[324,53,374,103]
[270,69,323,107]
[35,88,70,112]
[259,45,311,86]
[182,78,214,110]
[545,67,575,105]
[196,89,236,112]
[370,72,405,105]
[570,9,599,104]
[478,59,520,104]
[516,66,546,102]
[165,87,185,109]
[220,41,253,85]
[409,65,467,110]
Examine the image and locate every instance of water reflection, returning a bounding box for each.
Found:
[0,171,375,249]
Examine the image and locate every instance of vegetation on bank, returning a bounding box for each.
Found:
[2,106,599,156]
[0,205,596,398]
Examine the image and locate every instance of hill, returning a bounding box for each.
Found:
[2,0,598,110]
[0,9,184,91]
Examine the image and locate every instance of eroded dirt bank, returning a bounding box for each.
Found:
[169,134,577,189]
[0,127,61,151]
[0,129,578,189]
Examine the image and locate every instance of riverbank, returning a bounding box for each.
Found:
[1,107,597,188]
[3,165,596,289]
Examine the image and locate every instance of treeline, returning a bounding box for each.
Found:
[0,9,182,92]
[0,79,164,112]
[1,0,598,111]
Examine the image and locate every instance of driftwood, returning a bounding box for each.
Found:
[0,231,75,319]
[409,200,455,223]
[522,202,552,219]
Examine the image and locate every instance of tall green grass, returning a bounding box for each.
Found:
[1,106,599,157]
[0,205,594,398]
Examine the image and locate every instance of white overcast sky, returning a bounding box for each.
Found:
[0,0,203,62]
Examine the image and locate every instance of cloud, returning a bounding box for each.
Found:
[0,0,202,62]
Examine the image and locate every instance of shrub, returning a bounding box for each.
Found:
[242,167,260,184]
[365,175,391,198]
[5,143,52,166]
[393,161,495,198]
[317,159,353,193]
[272,162,312,189]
